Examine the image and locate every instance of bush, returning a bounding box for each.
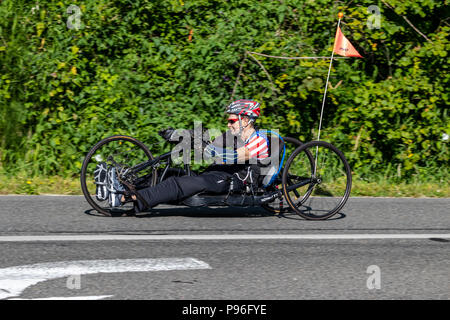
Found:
[0,0,448,182]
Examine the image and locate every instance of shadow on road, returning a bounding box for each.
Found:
[278,211,346,221]
[137,206,274,218]
[84,206,347,221]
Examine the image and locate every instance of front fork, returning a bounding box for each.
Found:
[260,177,319,205]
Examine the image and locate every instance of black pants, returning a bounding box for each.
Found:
[135,170,234,212]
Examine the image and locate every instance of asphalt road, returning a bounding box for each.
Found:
[0,195,449,301]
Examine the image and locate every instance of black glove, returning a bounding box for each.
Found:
[158,127,175,141]
[159,127,210,149]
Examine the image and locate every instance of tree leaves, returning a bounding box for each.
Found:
[0,0,448,181]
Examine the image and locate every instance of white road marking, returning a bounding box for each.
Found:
[0,258,211,300]
[0,234,448,242]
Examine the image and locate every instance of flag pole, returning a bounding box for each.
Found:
[314,12,343,175]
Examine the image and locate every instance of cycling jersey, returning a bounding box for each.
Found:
[205,130,269,163]
[245,131,269,160]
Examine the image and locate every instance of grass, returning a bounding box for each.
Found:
[0,174,82,195]
[0,173,449,197]
[350,179,449,197]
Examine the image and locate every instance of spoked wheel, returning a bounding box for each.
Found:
[262,136,313,214]
[282,141,352,220]
[80,135,157,216]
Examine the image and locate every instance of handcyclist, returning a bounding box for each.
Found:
[100,99,270,212]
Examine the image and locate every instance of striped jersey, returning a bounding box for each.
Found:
[245,131,269,160]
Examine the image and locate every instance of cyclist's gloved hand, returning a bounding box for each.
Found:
[204,143,218,158]
[159,128,193,143]
[204,144,238,163]
[158,127,176,141]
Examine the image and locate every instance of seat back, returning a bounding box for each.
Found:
[256,130,286,187]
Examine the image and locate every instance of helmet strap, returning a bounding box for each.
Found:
[238,115,250,137]
[238,115,254,138]
[238,115,244,137]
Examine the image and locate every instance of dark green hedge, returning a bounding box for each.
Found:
[0,0,448,181]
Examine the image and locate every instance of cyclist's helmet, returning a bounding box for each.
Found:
[226,99,261,120]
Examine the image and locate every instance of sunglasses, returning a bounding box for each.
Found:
[227,118,239,124]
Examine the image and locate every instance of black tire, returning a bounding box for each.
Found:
[262,136,314,214]
[282,140,352,220]
[80,135,157,216]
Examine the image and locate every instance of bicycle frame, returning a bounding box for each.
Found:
[81,134,350,219]
[127,148,315,207]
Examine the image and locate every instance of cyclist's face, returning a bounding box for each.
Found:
[227,114,241,135]
[227,115,250,135]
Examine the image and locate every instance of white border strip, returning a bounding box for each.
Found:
[9,295,114,300]
[0,234,449,242]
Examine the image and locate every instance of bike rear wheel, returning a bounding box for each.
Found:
[80,135,157,216]
[282,141,352,220]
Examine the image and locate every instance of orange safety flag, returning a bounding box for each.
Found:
[333,27,363,58]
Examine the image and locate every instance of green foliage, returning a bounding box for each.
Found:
[0,0,448,182]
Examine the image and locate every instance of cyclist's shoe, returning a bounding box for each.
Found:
[107,167,126,207]
[94,162,109,201]
[108,192,123,207]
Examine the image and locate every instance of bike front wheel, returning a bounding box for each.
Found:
[282,141,352,220]
[80,135,157,216]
